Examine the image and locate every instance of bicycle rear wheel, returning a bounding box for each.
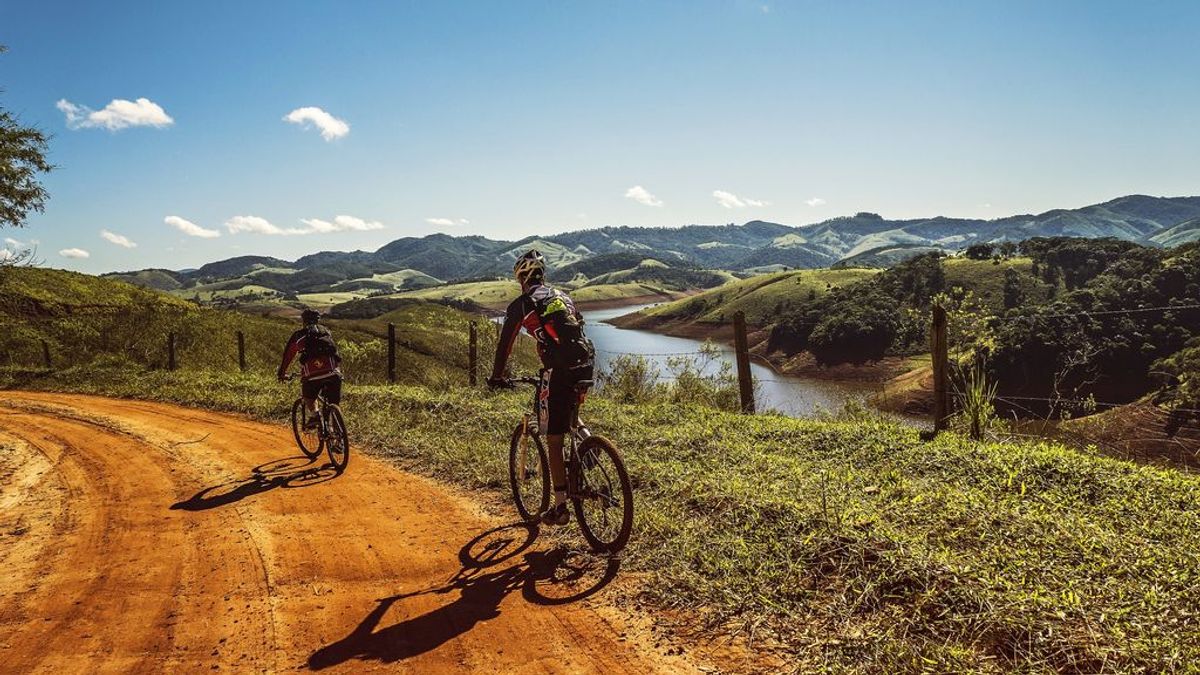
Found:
[325,405,350,472]
[571,435,633,554]
[508,422,550,522]
[291,398,322,459]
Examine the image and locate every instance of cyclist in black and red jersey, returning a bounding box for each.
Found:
[488,249,595,526]
[277,309,343,429]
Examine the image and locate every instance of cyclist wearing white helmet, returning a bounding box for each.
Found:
[489,249,595,525]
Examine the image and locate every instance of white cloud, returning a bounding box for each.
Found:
[4,237,22,248]
[625,185,663,207]
[100,229,137,248]
[283,106,350,141]
[714,190,770,209]
[300,215,384,233]
[0,249,13,262]
[56,97,173,131]
[424,217,470,227]
[165,215,221,238]
[805,197,827,207]
[59,248,90,259]
[226,215,303,236]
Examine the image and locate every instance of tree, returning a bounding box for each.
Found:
[965,243,995,260]
[1002,267,1023,309]
[1,46,53,231]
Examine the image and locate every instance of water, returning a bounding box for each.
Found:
[580,304,881,418]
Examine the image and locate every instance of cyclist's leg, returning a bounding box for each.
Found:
[300,378,320,413]
[321,375,343,406]
[542,368,574,521]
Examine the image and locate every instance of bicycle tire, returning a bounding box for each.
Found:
[291,398,322,459]
[571,435,633,554]
[508,422,550,522]
[325,405,350,472]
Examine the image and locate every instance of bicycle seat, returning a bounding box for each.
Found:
[574,379,595,392]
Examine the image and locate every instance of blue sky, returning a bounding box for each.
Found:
[2,0,1199,273]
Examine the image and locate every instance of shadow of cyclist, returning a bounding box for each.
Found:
[170,455,338,511]
[306,522,621,670]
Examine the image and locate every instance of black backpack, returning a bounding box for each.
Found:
[301,325,338,361]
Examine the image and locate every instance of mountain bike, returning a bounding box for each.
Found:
[286,375,350,472]
[504,375,633,553]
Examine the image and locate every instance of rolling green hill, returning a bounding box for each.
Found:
[631,268,878,327]
[0,266,484,386]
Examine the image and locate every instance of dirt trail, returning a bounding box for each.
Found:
[0,392,692,674]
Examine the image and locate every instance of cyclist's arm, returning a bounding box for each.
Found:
[490,299,523,381]
[277,332,302,379]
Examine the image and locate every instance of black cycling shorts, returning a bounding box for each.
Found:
[538,365,594,435]
[302,375,342,405]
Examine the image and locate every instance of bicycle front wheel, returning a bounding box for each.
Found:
[509,422,550,522]
[291,398,322,459]
[325,405,350,472]
[572,436,633,554]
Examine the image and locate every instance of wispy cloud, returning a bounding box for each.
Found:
[225,215,305,236]
[100,229,137,248]
[56,97,173,131]
[625,185,663,207]
[805,197,826,207]
[59,248,90,259]
[425,217,470,227]
[165,215,221,238]
[713,190,770,209]
[300,215,385,232]
[283,106,350,141]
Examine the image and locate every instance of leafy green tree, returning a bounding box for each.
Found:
[1002,267,1024,309]
[1,46,53,231]
[965,243,995,260]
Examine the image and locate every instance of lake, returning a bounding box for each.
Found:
[581,303,883,418]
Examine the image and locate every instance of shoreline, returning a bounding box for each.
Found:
[608,311,919,383]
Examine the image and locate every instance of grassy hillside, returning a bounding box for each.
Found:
[636,268,878,327]
[942,257,1053,309]
[0,267,491,386]
[5,366,1199,672]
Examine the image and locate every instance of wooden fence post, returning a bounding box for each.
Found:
[387,322,396,383]
[237,331,246,372]
[168,332,177,371]
[468,321,478,386]
[732,310,756,414]
[931,304,950,432]
[41,340,51,370]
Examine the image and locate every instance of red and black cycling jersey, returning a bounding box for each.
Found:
[491,283,592,380]
[278,325,341,381]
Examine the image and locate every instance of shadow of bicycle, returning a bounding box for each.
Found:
[307,522,621,670]
[170,455,339,511]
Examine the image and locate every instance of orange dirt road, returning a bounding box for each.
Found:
[0,392,691,674]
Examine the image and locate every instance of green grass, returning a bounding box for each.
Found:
[643,268,878,326]
[0,266,503,387]
[6,364,1200,672]
[943,257,1052,310]
[387,279,522,309]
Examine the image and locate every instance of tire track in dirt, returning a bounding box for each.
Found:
[0,392,696,673]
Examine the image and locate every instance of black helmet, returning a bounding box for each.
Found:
[513,249,546,285]
[301,309,321,325]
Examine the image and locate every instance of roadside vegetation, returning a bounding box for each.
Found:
[4,364,1200,672]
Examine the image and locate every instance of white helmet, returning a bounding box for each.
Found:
[513,249,546,285]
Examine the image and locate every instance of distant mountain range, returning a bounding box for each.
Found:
[105,194,1200,297]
